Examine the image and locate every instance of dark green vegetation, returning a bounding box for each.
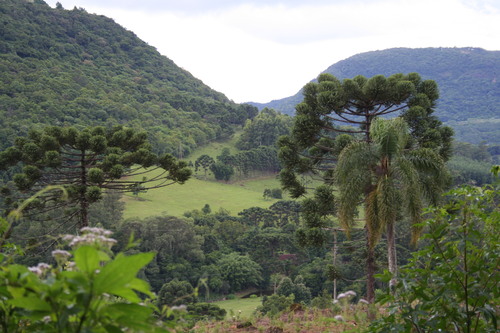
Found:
[253,47,500,144]
[0,0,258,155]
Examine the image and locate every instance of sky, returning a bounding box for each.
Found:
[44,0,500,103]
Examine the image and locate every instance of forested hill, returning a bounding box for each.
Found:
[251,47,500,144]
[0,0,257,155]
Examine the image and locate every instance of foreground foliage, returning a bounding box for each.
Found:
[370,184,499,332]
[0,227,173,332]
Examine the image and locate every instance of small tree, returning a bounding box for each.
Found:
[276,275,312,304]
[194,155,214,179]
[271,188,282,199]
[210,161,234,182]
[157,279,197,308]
[217,252,262,293]
[0,126,191,229]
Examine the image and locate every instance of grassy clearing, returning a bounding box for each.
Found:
[122,174,285,219]
[212,297,262,320]
[186,133,241,162]
[123,131,295,219]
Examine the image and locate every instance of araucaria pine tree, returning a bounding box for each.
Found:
[0,125,191,229]
[279,72,453,303]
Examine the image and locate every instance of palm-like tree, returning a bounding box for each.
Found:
[336,117,447,291]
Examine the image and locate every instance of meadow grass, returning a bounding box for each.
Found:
[186,133,241,162]
[122,133,367,221]
[212,297,262,320]
[122,174,285,219]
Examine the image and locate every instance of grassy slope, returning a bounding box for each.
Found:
[122,176,285,219]
[122,133,362,223]
[212,297,262,319]
[123,133,288,219]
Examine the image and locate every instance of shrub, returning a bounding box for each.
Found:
[370,185,499,332]
[258,294,294,316]
[311,290,332,309]
[276,275,312,304]
[0,227,172,332]
[186,303,226,321]
[157,279,197,307]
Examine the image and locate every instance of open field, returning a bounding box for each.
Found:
[122,174,287,219]
[212,297,262,319]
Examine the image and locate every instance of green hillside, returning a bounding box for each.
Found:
[0,0,257,155]
[122,175,285,219]
[252,47,500,144]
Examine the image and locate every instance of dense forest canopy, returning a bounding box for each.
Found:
[252,47,500,144]
[0,0,258,156]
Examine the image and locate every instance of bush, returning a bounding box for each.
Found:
[311,290,333,309]
[369,185,499,332]
[276,275,311,304]
[0,226,172,332]
[186,303,226,321]
[258,294,294,316]
[263,188,283,199]
[157,279,197,307]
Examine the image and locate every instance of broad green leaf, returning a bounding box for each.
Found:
[74,246,100,275]
[104,325,123,333]
[8,296,51,311]
[7,286,25,299]
[104,303,153,319]
[128,277,153,297]
[98,250,111,263]
[103,304,155,330]
[93,252,154,295]
[107,286,141,303]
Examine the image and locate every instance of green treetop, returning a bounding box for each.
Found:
[0,125,191,229]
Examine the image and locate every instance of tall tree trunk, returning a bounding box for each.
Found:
[387,221,398,290]
[333,229,338,300]
[366,230,376,303]
[80,150,89,228]
[366,226,376,321]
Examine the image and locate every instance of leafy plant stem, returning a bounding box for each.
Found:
[76,282,94,333]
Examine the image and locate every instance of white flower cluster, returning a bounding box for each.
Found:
[337,290,356,300]
[170,305,187,312]
[28,262,51,277]
[51,249,72,267]
[62,227,117,249]
[51,249,71,260]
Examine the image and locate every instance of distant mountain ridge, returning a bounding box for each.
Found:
[251,47,500,144]
[0,0,257,155]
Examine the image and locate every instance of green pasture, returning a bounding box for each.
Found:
[212,297,262,319]
[122,174,286,219]
[186,134,241,162]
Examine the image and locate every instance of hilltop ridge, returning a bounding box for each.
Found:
[251,47,500,144]
[0,0,257,155]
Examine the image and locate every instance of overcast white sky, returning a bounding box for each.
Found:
[45,0,500,103]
